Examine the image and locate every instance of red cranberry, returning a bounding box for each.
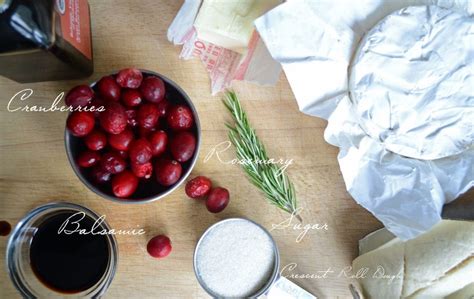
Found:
[66,111,95,137]
[114,150,128,159]
[97,75,121,102]
[156,98,170,117]
[125,109,138,127]
[112,170,139,198]
[100,102,127,134]
[147,235,172,258]
[155,158,182,186]
[129,139,153,164]
[206,187,230,213]
[84,129,107,151]
[148,130,168,156]
[139,126,157,138]
[89,97,106,117]
[108,128,134,151]
[77,150,101,168]
[122,89,142,107]
[131,161,153,179]
[169,131,196,162]
[65,85,93,108]
[185,176,212,199]
[140,76,165,103]
[100,152,126,174]
[167,105,194,131]
[116,68,143,89]
[90,166,112,184]
[137,103,160,129]
[0,220,12,236]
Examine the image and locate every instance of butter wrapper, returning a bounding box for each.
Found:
[255,0,474,240]
[167,0,281,94]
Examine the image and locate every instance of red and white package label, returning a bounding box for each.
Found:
[181,28,242,94]
[168,1,281,95]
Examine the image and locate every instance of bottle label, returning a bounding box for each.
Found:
[56,0,92,60]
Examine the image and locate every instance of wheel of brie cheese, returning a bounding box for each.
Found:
[349,5,473,160]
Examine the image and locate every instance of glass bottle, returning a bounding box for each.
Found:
[0,0,93,83]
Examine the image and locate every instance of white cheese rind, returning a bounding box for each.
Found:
[349,5,474,160]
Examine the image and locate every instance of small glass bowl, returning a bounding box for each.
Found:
[6,202,118,298]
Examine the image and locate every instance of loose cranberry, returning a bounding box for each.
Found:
[137,103,160,129]
[112,170,139,198]
[65,85,93,108]
[125,109,138,127]
[100,152,126,174]
[167,105,194,131]
[169,131,196,162]
[90,166,112,184]
[77,150,101,168]
[129,139,153,164]
[148,130,168,156]
[116,68,143,89]
[97,75,121,102]
[185,176,212,199]
[206,187,230,213]
[66,111,95,137]
[100,102,127,134]
[155,158,182,186]
[108,128,134,151]
[0,221,12,236]
[84,129,107,151]
[156,98,170,117]
[131,161,153,179]
[147,235,172,258]
[122,89,142,107]
[140,76,165,103]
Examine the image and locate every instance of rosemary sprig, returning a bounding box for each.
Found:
[223,91,301,221]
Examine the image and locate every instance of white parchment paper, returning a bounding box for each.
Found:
[255,0,473,240]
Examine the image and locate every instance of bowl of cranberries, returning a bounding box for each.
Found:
[65,68,200,203]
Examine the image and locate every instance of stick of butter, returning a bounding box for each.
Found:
[194,0,280,53]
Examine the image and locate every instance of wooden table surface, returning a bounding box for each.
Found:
[0,1,385,298]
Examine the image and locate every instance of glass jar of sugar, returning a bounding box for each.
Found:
[193,218,316,298]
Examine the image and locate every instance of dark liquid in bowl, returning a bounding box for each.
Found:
[30,212,109,293]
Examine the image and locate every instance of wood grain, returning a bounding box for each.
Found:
[0,1,384,298]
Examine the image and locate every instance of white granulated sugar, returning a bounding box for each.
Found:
[196,219,275,298]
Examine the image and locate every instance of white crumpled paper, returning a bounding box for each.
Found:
[255,0,474,240]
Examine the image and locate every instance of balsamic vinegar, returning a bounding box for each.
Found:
[29,212,109,293]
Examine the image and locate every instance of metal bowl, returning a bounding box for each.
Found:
[65,70,201,204]
[193,218,280,297]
